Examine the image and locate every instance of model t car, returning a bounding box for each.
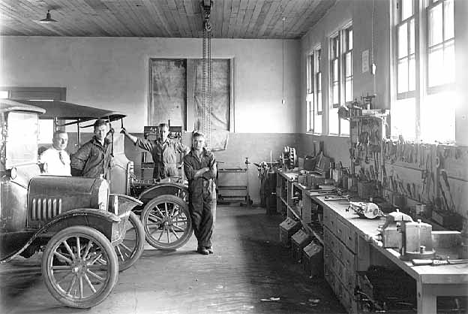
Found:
[16,99,194,251]
[0,99,144,308]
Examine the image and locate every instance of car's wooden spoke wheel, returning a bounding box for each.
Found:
[42,226,119,309]
[141,195,193,250]
[115,211,145,271]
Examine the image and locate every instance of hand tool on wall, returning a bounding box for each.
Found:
[438,181,450,211]
[441,169,456,211]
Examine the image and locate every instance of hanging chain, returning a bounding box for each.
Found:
[201,1,212,148]
[207,28,212,147]
[202,26,207,137]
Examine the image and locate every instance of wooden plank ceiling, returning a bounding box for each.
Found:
[0,0,336,39]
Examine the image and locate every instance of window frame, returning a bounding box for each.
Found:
[306,46,323,134]
[328,23,352,137]
[425,0,455,94]
[395,0,417,100]
[392,0,456,143]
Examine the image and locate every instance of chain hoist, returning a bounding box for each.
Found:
[201,0,212,147]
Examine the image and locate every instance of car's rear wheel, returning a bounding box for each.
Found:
[141,195,193,250]
[42,226,118,309]
[115,211,145,271]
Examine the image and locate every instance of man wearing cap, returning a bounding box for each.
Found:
[71,119,113,179]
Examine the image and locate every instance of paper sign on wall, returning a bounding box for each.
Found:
[362,50,369,73]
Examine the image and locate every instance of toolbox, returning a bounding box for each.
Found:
[279,218,301,247]
[302,241,323,278]
[291,229,311,262]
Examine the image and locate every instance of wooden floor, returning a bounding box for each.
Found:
[0,206,345,314]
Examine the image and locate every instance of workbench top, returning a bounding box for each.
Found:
[313,195,468,285]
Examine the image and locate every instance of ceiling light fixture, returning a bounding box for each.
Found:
[39,10,57,24]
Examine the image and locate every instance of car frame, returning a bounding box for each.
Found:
[18,99,194,251]
[0,99,142,308]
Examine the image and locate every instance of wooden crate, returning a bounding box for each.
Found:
[291,229,311,262]
[303,242,323,278]
[279,217,301,247]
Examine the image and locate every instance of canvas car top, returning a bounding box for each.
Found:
[15,99,125,124]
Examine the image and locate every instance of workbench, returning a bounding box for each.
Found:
[276,169,468,314]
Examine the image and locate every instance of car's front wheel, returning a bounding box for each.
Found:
[41,226,119,308]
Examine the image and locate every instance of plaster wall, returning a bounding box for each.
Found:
[0,36,300,134]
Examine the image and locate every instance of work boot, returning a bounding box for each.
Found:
[197,247,209,255]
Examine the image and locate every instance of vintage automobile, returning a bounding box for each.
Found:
[0,99,143,308]
[17,99,194,251]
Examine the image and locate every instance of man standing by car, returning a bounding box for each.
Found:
[121,123,189,181]
[39,130,71,176]
[183,131,217,255]
[71,119,113,179]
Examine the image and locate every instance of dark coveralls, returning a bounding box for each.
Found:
[136,138,189,180]
[183,148,217,249]
[70,137,113,179]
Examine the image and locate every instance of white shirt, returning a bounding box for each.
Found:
[39,147,71,176]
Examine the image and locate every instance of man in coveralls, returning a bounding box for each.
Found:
[122,123,189,181]
[71,119,113,179]
[183,131,217,255]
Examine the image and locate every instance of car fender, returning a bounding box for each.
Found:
[1,209,121,264]
[138,182,188,204]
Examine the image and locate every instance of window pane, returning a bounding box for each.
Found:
[341,118,350,136]
[428,4,443,46]
[317,49,321,71]
[398,58,409,93]
[333,83,339,105]
[391,98,416,140]
[332,36,339,58]
[420,91,455,143]
[333,59,339,81]
[444,40,455,84]
[345,78,353,102]
[0,91,9,98]
[345,52,352,76]
[307,99,313,131]
[307,54,314,93]
[428,45,444,87]
[329,107,339,134]
[401,0,413,21]
[444,0,454,39]
[315,111,322,134]
[408,55,416,91]
[348,29,353,50]
[317,89,322,112]
[398,23,408,58]
[409,18,415,54]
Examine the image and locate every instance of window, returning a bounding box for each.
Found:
[329,25,352,136]
[392,0,455,143]
[306,47,322,134]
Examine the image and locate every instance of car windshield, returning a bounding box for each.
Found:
[5,111,39,167]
